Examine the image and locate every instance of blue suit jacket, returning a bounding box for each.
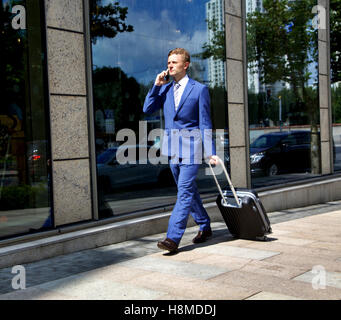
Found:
[143,77,216,163]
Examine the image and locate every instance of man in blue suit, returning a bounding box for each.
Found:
[143,48,219,253]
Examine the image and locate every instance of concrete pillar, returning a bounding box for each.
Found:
[45,0,93,226]
[318,0,333,174]
[225,0,251,188]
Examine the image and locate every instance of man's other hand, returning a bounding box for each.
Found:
[209,155,220,166]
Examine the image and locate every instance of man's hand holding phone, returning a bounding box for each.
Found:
[155,69,170,86]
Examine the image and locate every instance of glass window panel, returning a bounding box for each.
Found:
[0,0,52,239]
[90,0,228,219]
[246,0,320,188]
[331,0,341,171]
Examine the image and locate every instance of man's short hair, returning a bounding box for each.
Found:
[168,48,191,63]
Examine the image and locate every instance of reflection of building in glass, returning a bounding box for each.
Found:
[247,0,263,12]
[247,0,263,94]
[246,0,289,96]
[206,0,225,88]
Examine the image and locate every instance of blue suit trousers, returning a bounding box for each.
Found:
[167,161,211,244]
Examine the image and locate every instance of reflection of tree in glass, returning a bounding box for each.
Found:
[247,0,320,174]
[331,0,341,84]
[90,0,134,43]
[90,1,139,148]
[332,86,341,124]
[0,1,27,186]
[247,0,317,90]
[0,1,26,107]
[93,67,142,132]
[194,18,225,62]
[331,0,341,124]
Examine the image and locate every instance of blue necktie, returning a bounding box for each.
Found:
[174,82,181,111]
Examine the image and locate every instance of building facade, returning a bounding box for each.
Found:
[1,0,340,266]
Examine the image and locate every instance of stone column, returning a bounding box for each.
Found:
[225,0,251,188]
[318,0,333,174]
[45,0,93,226]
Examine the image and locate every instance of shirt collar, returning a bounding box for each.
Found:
[174,74,189,87]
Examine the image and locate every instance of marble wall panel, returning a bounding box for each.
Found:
[45,0,84,32]
[50,95,89,160]
[53,159,92,226]
[225,14,243,60]
[228,103,246,147]
[227,59,244,104]
[225,0,242,17]
[47,29,86,95]
[229,146,248,187]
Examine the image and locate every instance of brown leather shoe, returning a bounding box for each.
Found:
[192,228,212,244]
[157,238,178,253]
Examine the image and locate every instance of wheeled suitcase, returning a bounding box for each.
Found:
[209,160,272,241]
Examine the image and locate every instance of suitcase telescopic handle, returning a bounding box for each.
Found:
[208,157,241,207]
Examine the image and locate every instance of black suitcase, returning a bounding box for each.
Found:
[209,161,272,241]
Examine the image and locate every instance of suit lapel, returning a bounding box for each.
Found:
[174,78,195,117]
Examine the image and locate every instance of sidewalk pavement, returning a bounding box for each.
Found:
[0,201,341,300]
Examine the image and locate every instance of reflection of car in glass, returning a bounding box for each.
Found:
[212,131,230,167]
[96,145,174,193]
[27,140,48,182]
[250,131,318,176]
[213,131,229,150]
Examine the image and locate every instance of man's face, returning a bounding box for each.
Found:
[168,54,189,80]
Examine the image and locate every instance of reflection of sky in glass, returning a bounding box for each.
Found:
[92,0,209,85]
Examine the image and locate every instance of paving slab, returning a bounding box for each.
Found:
[194,243,281,260]
[243,241,341,260]
[1,273,165,300]
[271,231,341,243]
[307,241,341,252]
[208,269,341,300]
[264,252,341,273]
[273,222,341,236]
[190,254,252,271]
[123,272,258,300]
[37,276,164,300]
[117,256,231,280]
[237,259,307,280]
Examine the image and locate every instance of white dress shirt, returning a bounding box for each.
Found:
[174,74,189,111]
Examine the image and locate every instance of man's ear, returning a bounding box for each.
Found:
[184,62,190,70]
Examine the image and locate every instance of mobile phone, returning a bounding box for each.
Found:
[164,70,170,81]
